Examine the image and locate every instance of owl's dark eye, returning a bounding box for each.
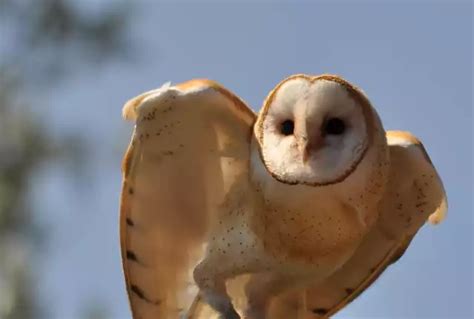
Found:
[280,120,294,136]
[324,118,346,135]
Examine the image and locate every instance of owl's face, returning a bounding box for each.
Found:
[255,75,373,186]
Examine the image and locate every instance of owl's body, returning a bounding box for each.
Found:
[195,161,368,318]
[120,75,446,319]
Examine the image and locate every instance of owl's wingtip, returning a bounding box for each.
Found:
[428,198,447,225]
[122,82,172,121]
[122,100,137,121]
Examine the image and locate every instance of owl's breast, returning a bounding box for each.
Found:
[252,199,367,269]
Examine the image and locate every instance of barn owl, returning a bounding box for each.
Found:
[119,74,447,319]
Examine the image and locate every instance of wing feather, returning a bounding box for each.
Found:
[299,130,447,318]
[119,80,255,319]
[187,130,447,319]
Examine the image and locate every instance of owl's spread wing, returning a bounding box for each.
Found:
[120,80,255,319]
[298,130,447,318]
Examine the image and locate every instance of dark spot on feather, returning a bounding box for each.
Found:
[415,201,427,208]
[128,187,134,195]
[312,308,328,315]
[126,218,134,226]
[130,284,161,305]
[126,250,138,262]
[345,288,355,295]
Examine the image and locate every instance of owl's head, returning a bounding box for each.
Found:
[254,74,379,186]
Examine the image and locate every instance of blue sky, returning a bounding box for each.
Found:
[30,2,472,318]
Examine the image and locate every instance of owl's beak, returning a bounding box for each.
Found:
[298,136,308,162]
[299,134,324,164]
[296,111,325,164]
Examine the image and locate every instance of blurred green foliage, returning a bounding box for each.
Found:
[0,1,131,318]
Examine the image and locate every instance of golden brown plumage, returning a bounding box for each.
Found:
[119,75,446,319]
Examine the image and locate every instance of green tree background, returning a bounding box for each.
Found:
[0,1,132,318]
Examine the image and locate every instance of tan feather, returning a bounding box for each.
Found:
[264,130,446,319]
[120,75,446,319]
[119,79,255,319]
[293,130,447,318]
